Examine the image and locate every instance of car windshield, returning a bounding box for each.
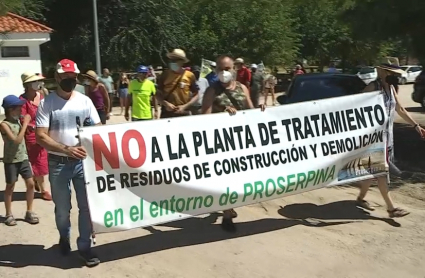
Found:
[401,66,409,71]
[288,77,365,103]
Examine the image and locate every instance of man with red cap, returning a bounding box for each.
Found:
[35,59,101,267]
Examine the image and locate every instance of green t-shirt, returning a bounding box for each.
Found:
[129,79,156,119]
[1,120,28,163]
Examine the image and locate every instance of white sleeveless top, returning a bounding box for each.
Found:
[382,86,396,150]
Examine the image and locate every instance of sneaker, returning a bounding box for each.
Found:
[78,250,100,267]
[59,237,71,256]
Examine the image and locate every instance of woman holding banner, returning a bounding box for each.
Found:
[202,55,265,232]
[356,64,425,217]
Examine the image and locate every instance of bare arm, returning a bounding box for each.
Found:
[393,86,419,126]
[99,84,110,113]
[36,127,69,154]
[0,122,28,144]
[201,87,215,114]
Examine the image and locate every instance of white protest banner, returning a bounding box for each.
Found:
[79,92,388,233]
[201,58,214,78]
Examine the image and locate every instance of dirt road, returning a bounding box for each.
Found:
[0,85,424,278]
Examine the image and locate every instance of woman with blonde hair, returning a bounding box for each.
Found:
[356,64,425,217]
[19,72,52,201]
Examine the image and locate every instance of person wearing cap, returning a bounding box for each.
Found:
[190,66,209,115]
[82,70,110,124]
[19,72,52,201]
[35,59,101,266]
[234,58,251,88]
[156,49,199,118]
[125,65,157,121]
[202,55,265,232]
[0,95,39,226]
[205,61,218,85]
[355,64,425,218]
[98,68,115,114]
[249,64,264,108]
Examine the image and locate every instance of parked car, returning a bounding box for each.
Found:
[356,66,377,85]
[277,73,367,105]
[411,71,425,109]
[400,65,422,85]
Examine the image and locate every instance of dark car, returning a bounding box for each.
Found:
[411,71,425,110]
[277,73,367,105]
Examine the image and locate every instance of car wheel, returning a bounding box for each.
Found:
[400,77,407,85]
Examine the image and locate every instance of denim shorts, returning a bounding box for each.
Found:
[119,88,128,99]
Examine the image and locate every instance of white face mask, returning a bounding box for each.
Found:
[31,81,42,91]
[218,70,233,83]
[83,80,92,86]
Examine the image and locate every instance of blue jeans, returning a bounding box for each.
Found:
[48,158,91,251]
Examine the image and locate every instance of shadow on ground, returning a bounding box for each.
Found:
[278,200,400,227]
[405,107,424,114]
[0,200,391,270]
[0,191,43,203]
[392,123,425,186]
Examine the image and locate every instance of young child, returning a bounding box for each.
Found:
[1,95,39,226]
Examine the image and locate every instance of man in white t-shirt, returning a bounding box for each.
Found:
[35,59,101,267]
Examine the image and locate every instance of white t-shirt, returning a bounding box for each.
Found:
[36,91,101,156]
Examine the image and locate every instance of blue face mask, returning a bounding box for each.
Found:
[169,62,180,72]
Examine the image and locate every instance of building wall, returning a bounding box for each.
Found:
[0,33,49,114]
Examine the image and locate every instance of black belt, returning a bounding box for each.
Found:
[48,154,80,163]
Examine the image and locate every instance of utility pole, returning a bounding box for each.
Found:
[93,0,101,75]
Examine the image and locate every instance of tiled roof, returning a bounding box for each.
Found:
[0,12,52,33]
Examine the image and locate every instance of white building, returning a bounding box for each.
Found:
[0,12,52,113]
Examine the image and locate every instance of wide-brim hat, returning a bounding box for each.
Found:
[376,64,405,76]
[167,49,189,63]
[82,70,99,82]
[21,72,45,84]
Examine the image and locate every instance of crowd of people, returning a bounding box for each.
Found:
[0,49,424,268]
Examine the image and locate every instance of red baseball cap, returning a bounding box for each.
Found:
[56,59,80,74]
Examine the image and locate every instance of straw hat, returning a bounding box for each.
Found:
[376,64,405,76]
[166,49,189,63]
[82,70,99,82]
[21,72,45,84]
[235,58,244,64]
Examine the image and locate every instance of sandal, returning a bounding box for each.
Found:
[4,215,17,226]
[25,211,39,225]
[388,208,410,218]
[42,191,52,201]
[356,198,375,211]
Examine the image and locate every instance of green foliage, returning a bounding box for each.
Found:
[3,0,423,72]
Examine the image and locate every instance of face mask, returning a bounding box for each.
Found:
[11,115,20,121]
[169,62,180,72]
[31,81,42,91]
[83,80,92,86]
[218,70,233,83]
[59,78,77,92]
